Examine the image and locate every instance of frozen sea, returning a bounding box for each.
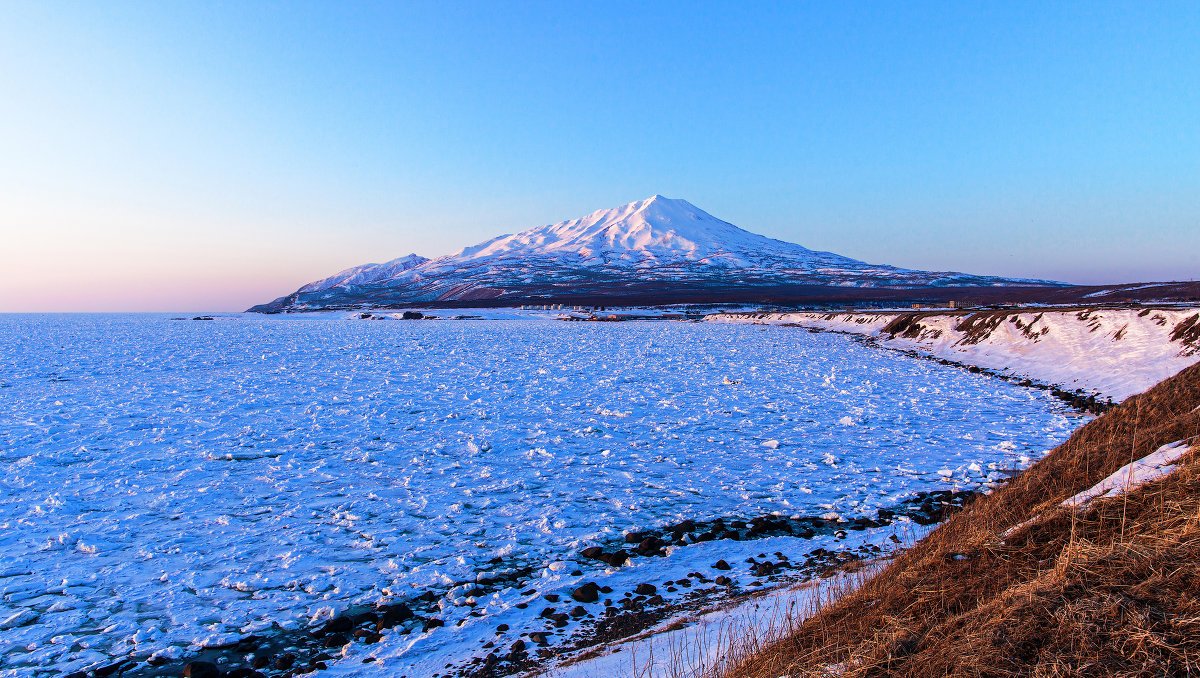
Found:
[0,314,1081,676]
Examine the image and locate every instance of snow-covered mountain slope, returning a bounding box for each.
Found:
[297,253,429,294]
[708,308,1200,400]
[436,195,872,272]
[249,196,1064,311]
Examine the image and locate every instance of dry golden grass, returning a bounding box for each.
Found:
[721,362,1200,678]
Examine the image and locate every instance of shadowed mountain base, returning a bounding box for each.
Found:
[251,280,1200,313]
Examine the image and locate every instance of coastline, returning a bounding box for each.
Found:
[705,306,1200,402]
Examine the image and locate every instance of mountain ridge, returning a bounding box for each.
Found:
[249,196,1067,312]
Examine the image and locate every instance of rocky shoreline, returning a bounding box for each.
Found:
[82,490,979,678]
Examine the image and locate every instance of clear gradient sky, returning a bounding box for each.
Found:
[2,1,1198,312]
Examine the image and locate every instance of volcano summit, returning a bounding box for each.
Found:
[249,196,1063,311]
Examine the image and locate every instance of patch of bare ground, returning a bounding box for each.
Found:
[1171,313,1200,354]
[721,361,1200,678]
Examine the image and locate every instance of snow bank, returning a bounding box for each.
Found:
[708,308,1200,401]
[1063,439,1194,509]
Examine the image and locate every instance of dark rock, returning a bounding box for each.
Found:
[713,559,731,570]
[570,605,588,618]
[635,583,657,596]
[646,594,664,605]
[572,582,601,603]
[600,585,613,593]
[95,661,135,676]
[530,631,549,645]
[601,550,629,567]
[624,531,649,543]
[325,632,349,648]
[225,670,265,678]
[401,311,424,320]
[636,537,664,556]
[323,616,354,635]
[423,618,444,631]
[383,603,413,624]
[544,593,560,602]
[182,662,220,678]
[754,562,775,577]
[715,576,732,586]
[671,519,696,533]
[496,623,509,632]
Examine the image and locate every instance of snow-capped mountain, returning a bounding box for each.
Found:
[249,195,1064,311]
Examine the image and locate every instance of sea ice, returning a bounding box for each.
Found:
[0,314,1079,676]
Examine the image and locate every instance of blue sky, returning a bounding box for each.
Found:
[1,1,1197,311]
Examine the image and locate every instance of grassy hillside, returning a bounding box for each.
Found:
[724,362,1200,677]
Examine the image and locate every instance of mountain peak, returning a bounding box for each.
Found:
[447,194,761,265]
[631,193,693,214]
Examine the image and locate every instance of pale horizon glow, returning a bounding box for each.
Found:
[2,2,1198,312]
